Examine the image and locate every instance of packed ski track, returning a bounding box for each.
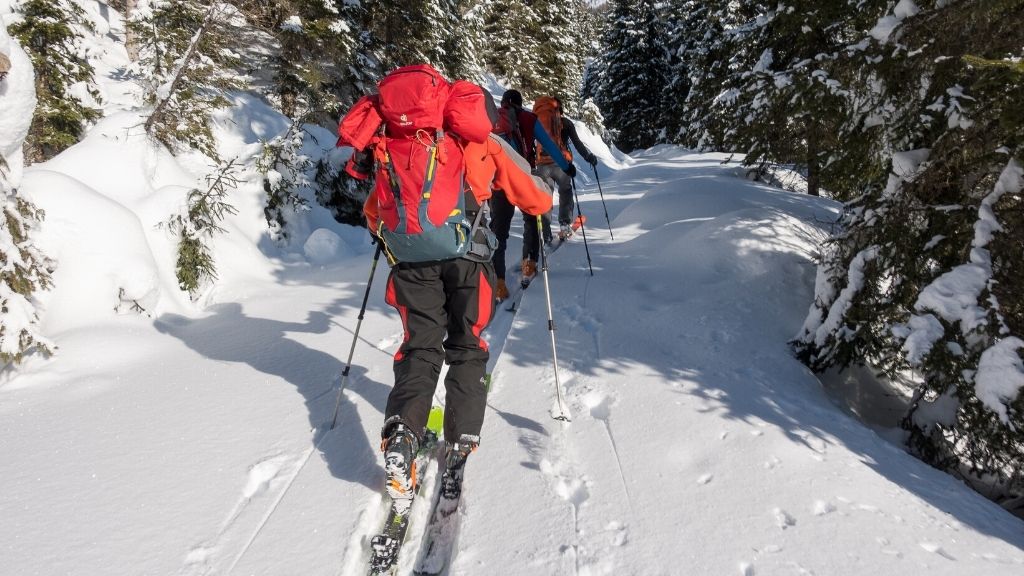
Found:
[3,144,1024,576]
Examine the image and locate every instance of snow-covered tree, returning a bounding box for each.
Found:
[794,0,1024,504]
[268,0,371,121]
[712,1,891,197]
[131,1,243,160]
[9,0,100,163]
[424,0,484,81]
[0,21,53,365]
[590,0,668,152]
[529,0,592,112]
[257,123,311,243]
[659,0,710,143]
[481,0,542,92]
[165,161,240,298]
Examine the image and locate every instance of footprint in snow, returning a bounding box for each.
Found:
[772,508,796,529]
[812,500,835,516]
[605,521,629,547]
[582,390,613,421]
[920,541,956,561]
[539,458,590,506]
[242,454,290,499]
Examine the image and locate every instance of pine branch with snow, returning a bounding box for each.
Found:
[133,1,243,160]
[166,160,240,297]
[8,0,101,163]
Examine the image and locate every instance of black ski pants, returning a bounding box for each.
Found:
[489,189,515,280]
[384,258,496,443]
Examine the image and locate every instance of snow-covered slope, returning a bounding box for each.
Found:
[2,3,1022,575]
[4,140,1024,575]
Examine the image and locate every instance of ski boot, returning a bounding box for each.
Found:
[439,434,479,503]
[381,418,419,504]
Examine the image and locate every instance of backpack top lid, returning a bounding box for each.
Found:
[533,96,559,122]
[377,64,450,137]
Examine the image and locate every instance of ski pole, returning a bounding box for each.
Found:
[329,242,383,430]
[570,177,594,276]
[592,165,614,240]
[537,215,571,422]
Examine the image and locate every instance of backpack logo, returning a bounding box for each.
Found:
[399,113,410,125]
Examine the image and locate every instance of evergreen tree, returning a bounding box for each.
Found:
[0,171,54,365]
[713,1,888,197]
[256,123,311,244]
[481,0,542,92]
[675,0,754,150]
[793,0,1024,504]
[591,0,668,152]
[425,0,483,81]
[659,0,707,143]
[131,1,243,160]
[529,0,591,112]
[0,26,54,366]
[165,161,240,298]
[268,0,371,121]
[364,0,434,72]
[9,0,101,163]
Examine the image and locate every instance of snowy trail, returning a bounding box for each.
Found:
[445,151,1024,575]
[3,148,1023,576]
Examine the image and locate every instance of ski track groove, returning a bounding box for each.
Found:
[223,445,317,575]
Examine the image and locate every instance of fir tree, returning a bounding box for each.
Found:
[131,1,243,160]
[481,0,542,92]
[0,176,54,365]
[269,0,371,121]
[165,161,240,297]
[793,0,1024,505]
[658,0,707,142]
[257,123,311,244]
[591,0,668,152]
[529,0,592,112]
[9,0,101,163]
[364,0,434,72]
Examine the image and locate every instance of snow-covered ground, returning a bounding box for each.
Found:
[2,4,1023,576]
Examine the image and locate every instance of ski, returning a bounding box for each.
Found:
[367,407,444,576]
[413,454,468,575]
[503,274,533,312]
[505,215,585,313]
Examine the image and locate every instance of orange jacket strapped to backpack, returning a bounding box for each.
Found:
[533,96,570,166]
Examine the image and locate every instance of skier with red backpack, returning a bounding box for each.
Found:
[336,65,552,546]
[489,88,571,300]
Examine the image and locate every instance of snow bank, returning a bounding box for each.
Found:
[0,15,36,190]
[21,169,163,330]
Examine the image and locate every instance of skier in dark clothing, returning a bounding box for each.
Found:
[489,89,571,297]
[533,96,598,240]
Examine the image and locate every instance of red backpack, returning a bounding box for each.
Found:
[337,64,493,263]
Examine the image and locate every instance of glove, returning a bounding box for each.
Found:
[565,164,577,179]
[345,148,374,180]
[587,154,598,167]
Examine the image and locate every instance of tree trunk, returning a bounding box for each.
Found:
[144,4,219,135]
[806,121,821,197]
[125,0,139,61]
